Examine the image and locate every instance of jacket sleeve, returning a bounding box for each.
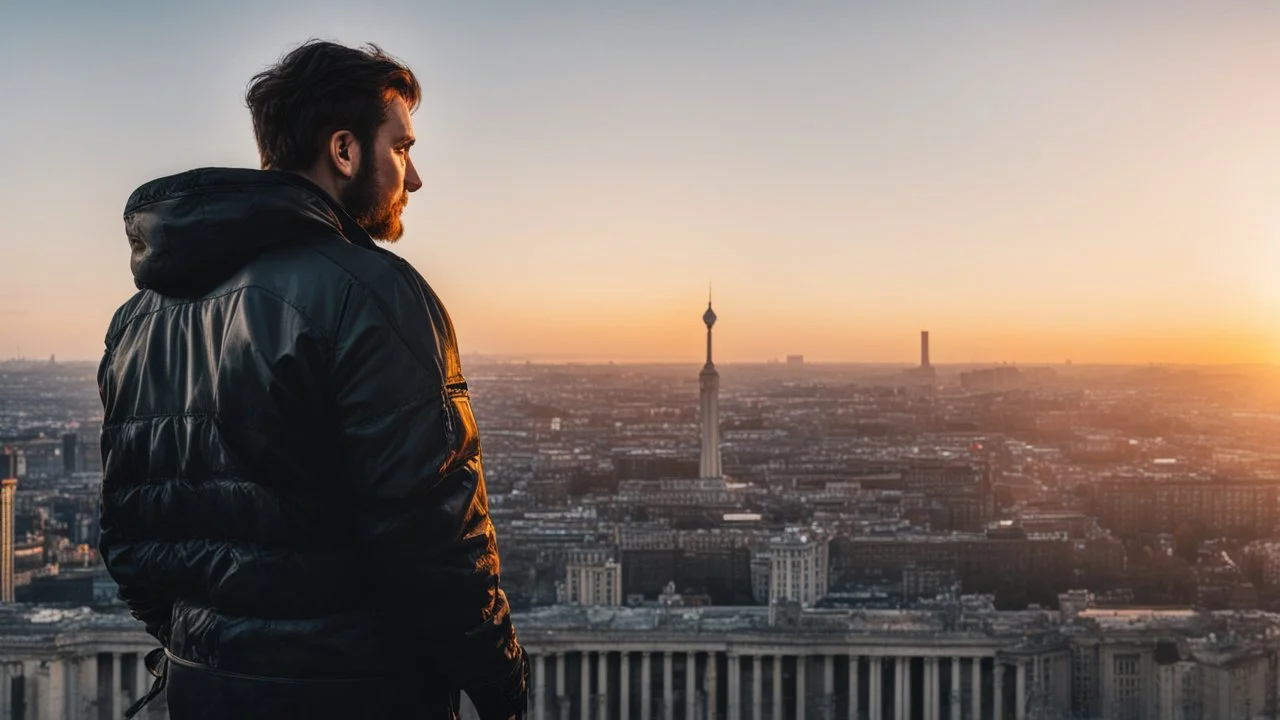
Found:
[330,277,525,720]
[97,324,173,648]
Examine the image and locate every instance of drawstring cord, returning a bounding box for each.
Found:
[124,648,167,719]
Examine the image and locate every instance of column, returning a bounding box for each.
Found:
[622,653,631,720]
[556,653,567,720]
[926,655,936,717]
[847,654,859,720]
[110,653,122,720]
[664,652,674,720]
[949,658,960,720]
[135,653,149,706]
[796,654,806,720]
[773,656,783,720]
[76,656,95,718]
[823,654,835,719]
[37,658,65,720]
[922,658,934,720]
[705,652,718,720]
[581,651,591,720]
[728,654,740,720]
[599,652,610,720]
[992,662,1003,720]
[529,650,545,717]
[642,653,652,720]
[936,658,945,720]
[936,655,947,717]
[753,655,763,720]
[687,653,697,720]
[1014,661,1026,720]
[869,657,881,720]
[893,657,906,720]
[970,659,981,720]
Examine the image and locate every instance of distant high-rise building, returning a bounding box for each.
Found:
[2,448,18,603]
[564,560,622,607]
[61,432,82,476]
[563,548,623,606]
[786,355,804,365]
[699,297,722,480]
[768,532,829,608]
[920,330,931,368]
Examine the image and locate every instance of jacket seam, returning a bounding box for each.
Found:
[102,412,218,429]
[328,279,356,379]
[105,285,330,348]
[125,182,300,214]
[305,244,438,376]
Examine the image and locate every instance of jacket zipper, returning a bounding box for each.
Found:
[378,253,463,447]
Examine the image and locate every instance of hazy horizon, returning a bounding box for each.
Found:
[2,1,1277,365]
[6,353,1277,371]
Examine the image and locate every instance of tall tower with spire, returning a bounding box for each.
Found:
[699,295,722,480]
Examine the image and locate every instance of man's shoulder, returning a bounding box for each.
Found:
[290,235,412,292]
[236,235,423,325]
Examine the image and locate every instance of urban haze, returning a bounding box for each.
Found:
[3,316,1280,718]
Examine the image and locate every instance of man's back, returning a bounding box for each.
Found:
[99,168,526,719]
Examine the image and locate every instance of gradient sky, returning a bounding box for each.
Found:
[1,1,1278,364]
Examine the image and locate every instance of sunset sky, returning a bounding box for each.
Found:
[1,1,1278,364]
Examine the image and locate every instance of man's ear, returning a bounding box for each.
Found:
[326,130,360,180]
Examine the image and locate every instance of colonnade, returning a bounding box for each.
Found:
[521,648,1061,720]
[0,651,153,720]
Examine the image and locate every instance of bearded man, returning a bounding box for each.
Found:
[97,40,526,720]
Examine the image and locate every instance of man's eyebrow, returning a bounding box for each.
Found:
[396,136,416,147]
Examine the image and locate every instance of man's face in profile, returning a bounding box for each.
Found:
[342,95,422,241]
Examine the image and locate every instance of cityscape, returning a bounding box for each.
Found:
[3,0,1277,717]
[2,301,1279,719]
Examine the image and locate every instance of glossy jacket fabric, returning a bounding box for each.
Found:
[97,168,526,720]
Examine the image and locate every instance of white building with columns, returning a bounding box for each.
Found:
[7,600,1280,720]
[0,606,164,719]
[501,602,1074,720]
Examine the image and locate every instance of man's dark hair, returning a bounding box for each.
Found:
[246,40,421,171]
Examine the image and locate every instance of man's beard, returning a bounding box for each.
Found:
[341,160,408,241]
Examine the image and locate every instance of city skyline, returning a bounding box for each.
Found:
[2,1,1279,365]
[3,310,1280,718]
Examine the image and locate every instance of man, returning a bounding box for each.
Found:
[98,41,526,720]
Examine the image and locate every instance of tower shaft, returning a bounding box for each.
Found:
[699,300,722,480]
[699,366,721,479]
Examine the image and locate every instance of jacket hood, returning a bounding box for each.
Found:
[124,168,369,297]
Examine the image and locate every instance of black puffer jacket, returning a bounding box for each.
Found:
[97,168,526,719]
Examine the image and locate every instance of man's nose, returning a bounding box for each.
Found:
[405,157,423,193]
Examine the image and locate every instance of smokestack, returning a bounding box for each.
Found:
[921,331,930,368]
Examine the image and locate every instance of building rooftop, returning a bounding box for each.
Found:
[512,603,1054,639]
